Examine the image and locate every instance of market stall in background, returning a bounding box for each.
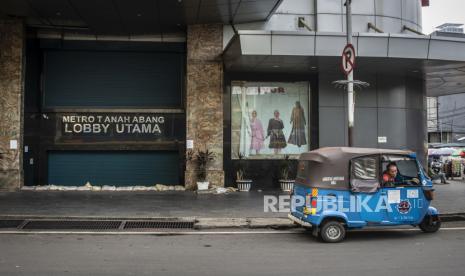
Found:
[428,145,465,182]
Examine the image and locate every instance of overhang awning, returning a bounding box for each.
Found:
[0,0,282,35]
[223,31,465,97]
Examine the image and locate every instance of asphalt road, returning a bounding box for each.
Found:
[1,225,464,276]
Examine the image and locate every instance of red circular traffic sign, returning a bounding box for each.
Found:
[341,44,356,75]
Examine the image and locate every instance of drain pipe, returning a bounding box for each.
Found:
[403,25,425,35]
[367,22,384,33]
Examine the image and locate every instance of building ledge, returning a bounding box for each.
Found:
[223,31,465,97]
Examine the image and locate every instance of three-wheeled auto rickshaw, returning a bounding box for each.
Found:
[289,147,440,243]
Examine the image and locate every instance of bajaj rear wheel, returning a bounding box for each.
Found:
[419,215,441,233]
[320,221,346,243]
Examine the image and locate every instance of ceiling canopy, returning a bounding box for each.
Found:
[0,0,282,35]
[223,31,465,97]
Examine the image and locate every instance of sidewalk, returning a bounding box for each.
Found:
[0,190,284,218]
[430,179,465,214]
[0,180,464,219]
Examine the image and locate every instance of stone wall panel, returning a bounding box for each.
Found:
[187,24,223,61]
[0,19,24,191]
[185,24,224,187]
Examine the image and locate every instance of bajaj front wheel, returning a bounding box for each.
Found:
[320,221,346,243]
[419,215,441,233]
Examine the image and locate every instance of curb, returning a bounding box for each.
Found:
[438,213,465,222]
[195,213,465,229]
[194,217,297,230]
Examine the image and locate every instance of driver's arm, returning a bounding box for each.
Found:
[396,174,419,185]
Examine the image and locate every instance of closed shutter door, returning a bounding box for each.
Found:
[43,50,183,108]
[48,151,179,186]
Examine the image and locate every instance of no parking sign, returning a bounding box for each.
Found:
[341,44,356,76]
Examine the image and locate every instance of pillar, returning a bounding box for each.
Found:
[185,24,224,189]
[0,19,24,191]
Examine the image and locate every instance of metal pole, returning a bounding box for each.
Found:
[436,101,442,144]
[346,0,354,147]
[452,101,457,143]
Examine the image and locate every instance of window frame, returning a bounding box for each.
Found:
[380,154,421,187]
[229,80,311,160]
[349,154,381,193]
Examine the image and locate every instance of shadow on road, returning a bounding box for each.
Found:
[291,227,432,244]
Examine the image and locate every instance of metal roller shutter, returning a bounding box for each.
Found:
[43,50,183,108]
[48,151,180,187]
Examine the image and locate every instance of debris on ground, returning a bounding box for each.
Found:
[196,185,238,194]
[91,186,102,191]
[116,186,133,191]
[21,184,187,192]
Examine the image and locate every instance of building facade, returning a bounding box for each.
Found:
[427,23,465,144]
[1,0,465,191]
[428,94,465,144]
[433,23,464,36]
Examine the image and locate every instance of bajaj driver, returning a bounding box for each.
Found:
[383,162,420,186]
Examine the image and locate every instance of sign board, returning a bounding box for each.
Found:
[186,140,194,149]
[57,113,184,142]
[378,136,387,143]
[341,44,356,75]
[9,140,18,149]
[421,0,429,7]
[62,114,165,135]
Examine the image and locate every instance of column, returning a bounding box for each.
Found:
[0,19,24,191]
[185,24,224,189]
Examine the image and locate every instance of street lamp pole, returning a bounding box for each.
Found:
[346,0,354,147]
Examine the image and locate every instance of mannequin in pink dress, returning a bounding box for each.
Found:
[250,110,265,155]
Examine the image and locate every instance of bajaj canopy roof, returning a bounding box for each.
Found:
[297,147,413,189]
[300,147,412,162]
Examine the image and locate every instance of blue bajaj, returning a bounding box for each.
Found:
[289,147,440,243]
